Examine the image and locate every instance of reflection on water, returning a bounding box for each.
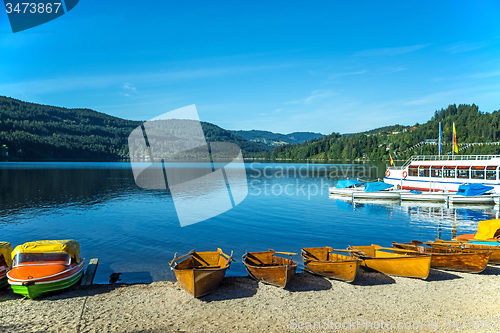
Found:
[337,198,499,240]
[0,162,496,284]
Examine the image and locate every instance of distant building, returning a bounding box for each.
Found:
[410,126,418,131]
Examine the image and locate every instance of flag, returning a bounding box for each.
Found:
[453,123,458,153]
[389,154,394,166]
[438,122,442,154]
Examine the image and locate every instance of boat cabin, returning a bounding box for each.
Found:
[408,165,499,180]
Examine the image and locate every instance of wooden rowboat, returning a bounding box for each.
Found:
[349,244,431,279]
[0,242,12,289]
[169,248,233,298]
[392,241,491,273]
[301,247,361,282]
[7,240,84,299]
[433,239,500,265]
[242,249,297,288]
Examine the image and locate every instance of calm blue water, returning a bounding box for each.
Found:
[0,162,497,284]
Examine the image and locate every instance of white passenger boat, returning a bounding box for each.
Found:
[384,155,500,193]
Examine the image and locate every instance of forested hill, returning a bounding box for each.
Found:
[0,96,269,160]
[270,104,500,161]
[231,129,324,148]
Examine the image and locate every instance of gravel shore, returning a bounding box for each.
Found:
[1,267,500,332]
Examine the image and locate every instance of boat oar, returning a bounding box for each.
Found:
[273,251,298,256]
[328,249,353,253]
[220,250,235,262]
[347,247,368,258]
[169,249,196,267]
[375,245,421,254]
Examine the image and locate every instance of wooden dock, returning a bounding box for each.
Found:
[81,258,99,286]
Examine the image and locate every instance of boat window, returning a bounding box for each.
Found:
[430,166,442,178]
[408,167,418,177]
[443,166,456,178]
[471,166,486,179]
[457,166,470,179]
[12,252,71,266]
[486,166,497,180]
[419,166,430,177]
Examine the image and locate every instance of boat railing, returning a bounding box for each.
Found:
[392,155,500,170]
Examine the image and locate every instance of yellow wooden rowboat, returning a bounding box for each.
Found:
[169,248,233,298]
[433,239,500,265]
[242,249,297,288]
[301,247,361,282]
[349,244,431,279]
[392,241,491,273]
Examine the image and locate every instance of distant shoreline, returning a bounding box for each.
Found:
[0,158,388,164]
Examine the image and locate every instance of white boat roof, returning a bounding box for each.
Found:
[403,155,500,167]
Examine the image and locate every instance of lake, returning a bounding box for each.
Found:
[0,162,497,284]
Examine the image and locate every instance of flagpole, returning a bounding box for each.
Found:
[438,122,442,157]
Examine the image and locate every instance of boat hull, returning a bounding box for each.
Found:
[243,251,297,288]
[434,240,500,265]
[328,187,363,196]
[350,245,430,279]
[352,191,401,200]
[174,267,228,298]
[9,268,83,299]
[0,276,7,289]
[392,242,491,273]
[301,247,360,282]
[449,196,496,205]
[0,265,7,289]
[170,249,232,298]
[400,192,449,202]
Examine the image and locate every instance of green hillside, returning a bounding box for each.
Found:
[231,129,324,148]
[270,104,500,162]
[0,96,268,160]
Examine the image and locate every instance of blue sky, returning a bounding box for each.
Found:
[1,1,500,134]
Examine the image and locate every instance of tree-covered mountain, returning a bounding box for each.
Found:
[231,129,324,148]
[0,96,269,160]
[270,104,500,161]
[2,98,498,162]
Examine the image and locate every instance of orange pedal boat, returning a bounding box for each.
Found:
[7,240,84,299]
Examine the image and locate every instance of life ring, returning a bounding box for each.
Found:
[385,170,390,177]
[402,171,408,178]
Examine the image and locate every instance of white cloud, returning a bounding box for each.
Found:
[120,82,137,97]
[0,63,294,96]
[328,70,367,79]
[287,90,336,105]
[354,44,430,57]
[445,40,490,54]
[466,71,500,79]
